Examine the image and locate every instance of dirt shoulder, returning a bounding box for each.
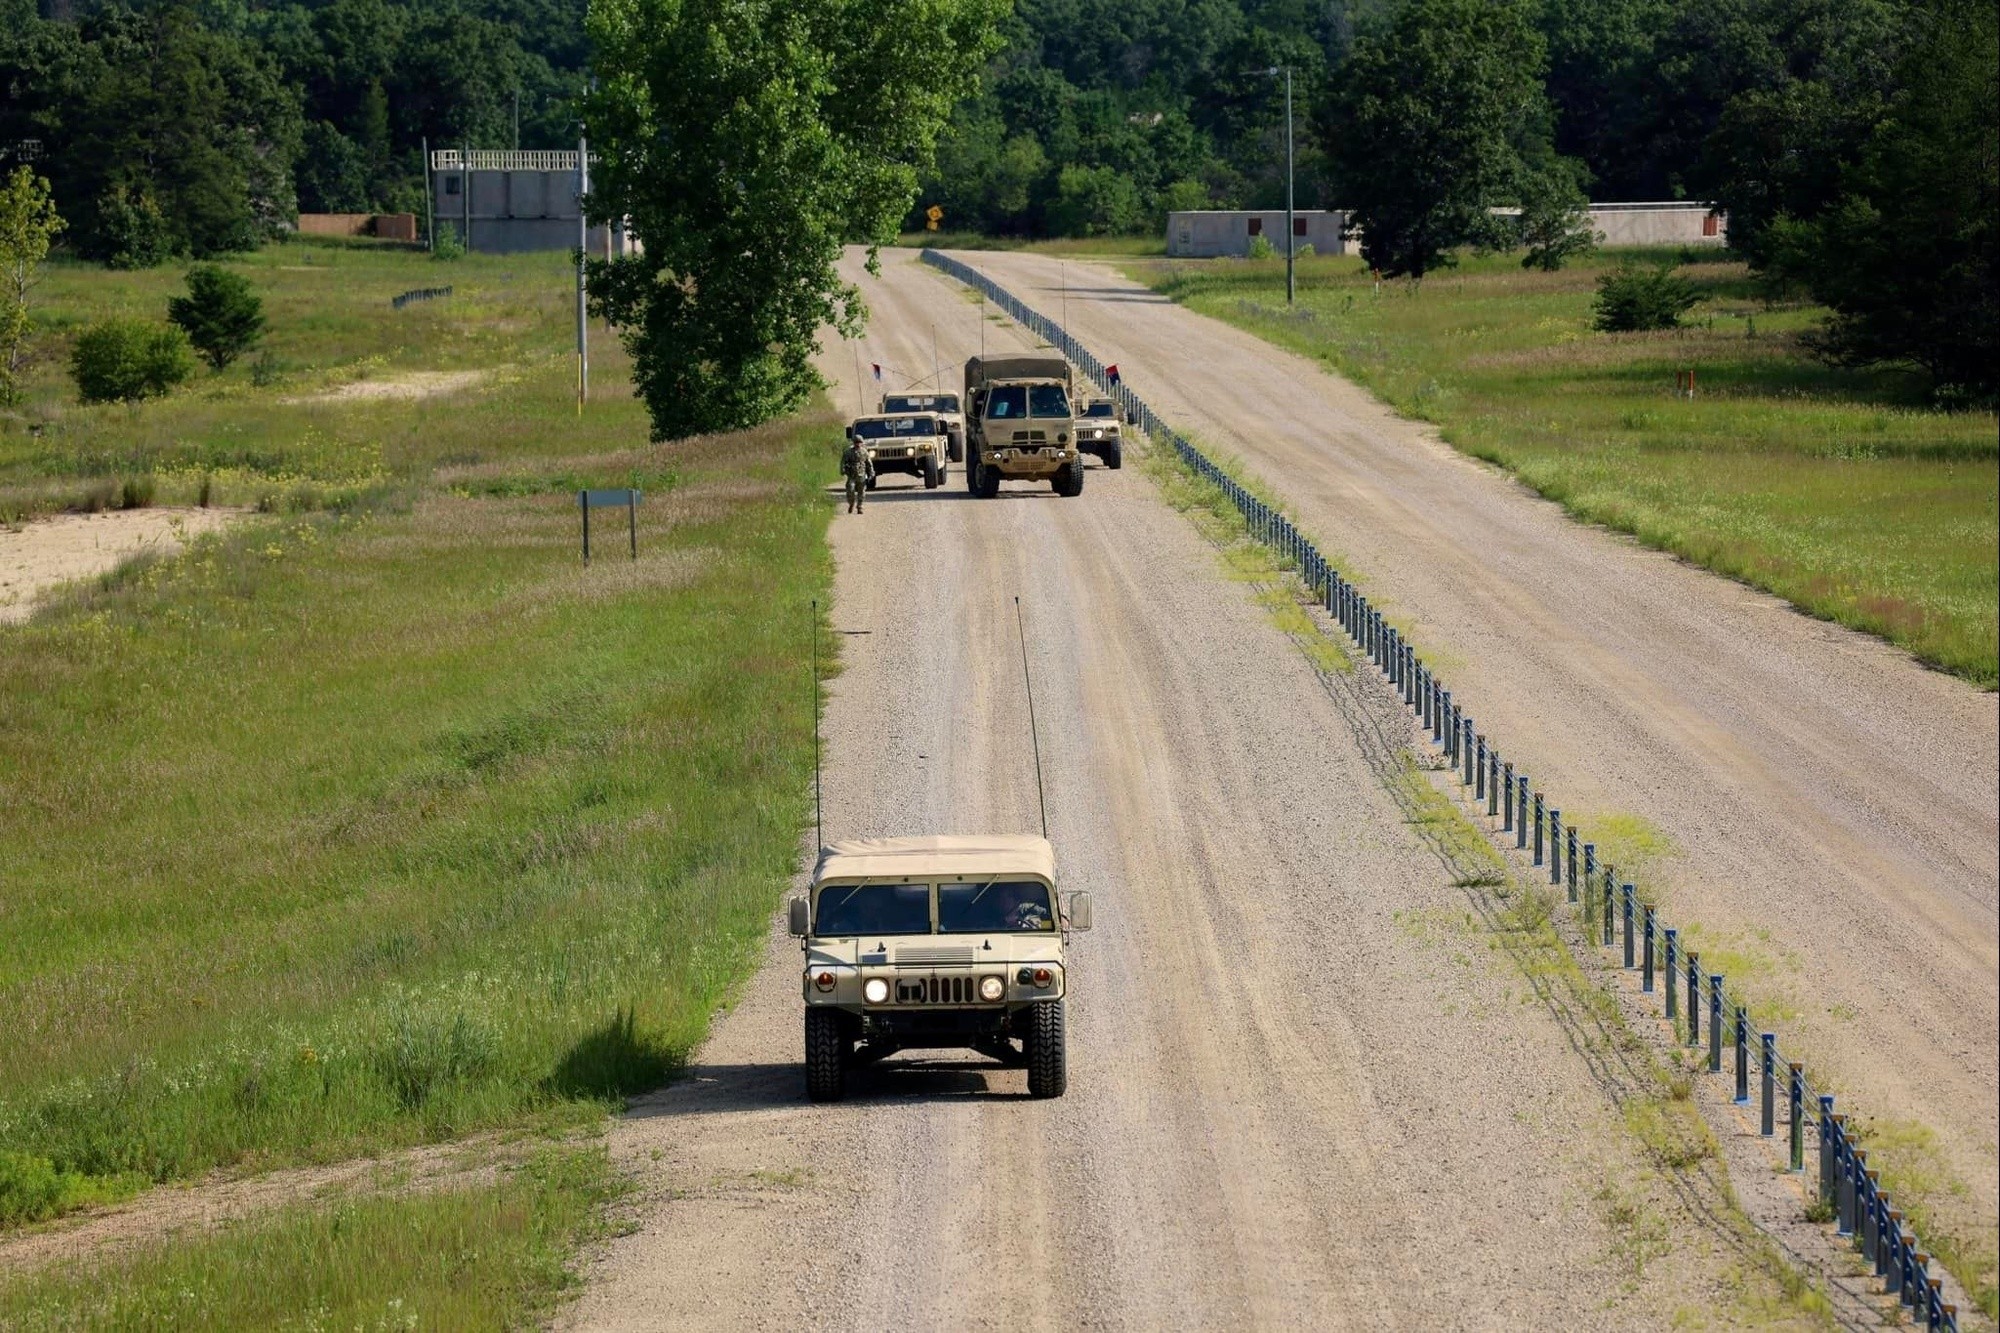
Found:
[957,247,1999,1292]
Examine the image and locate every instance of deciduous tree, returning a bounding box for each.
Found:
[584,0,1005,439]
[0,166,65,405]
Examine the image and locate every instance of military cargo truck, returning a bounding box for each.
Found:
[846,412,950,489]
[880,392,966,463]
[789,835,1092,1101]
[1077,398,1124,470]
[963,355,1084,498]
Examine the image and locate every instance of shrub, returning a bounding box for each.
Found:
[431,226,466,261]
[1593,264,1700,332]
[70,319,197,403]
[1247,233,1277,260]
[119,475,157,509]
[167,264,265,370]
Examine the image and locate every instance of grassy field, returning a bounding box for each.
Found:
[1128,250,1999,686]
[0,239,839,1309]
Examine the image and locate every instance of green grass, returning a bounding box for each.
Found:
[0,1144,621,1329]
[0,241,839,1240]
[1127,249,1999,686]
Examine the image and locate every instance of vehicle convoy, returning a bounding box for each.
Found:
[790,835,1092,1101]
[880,392,965,463]
[963,355,1084,498]
[1076,398,1124,470]
[846,412,950,489]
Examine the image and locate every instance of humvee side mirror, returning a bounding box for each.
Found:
[1065,891,1092,932]
[787,897,810,937]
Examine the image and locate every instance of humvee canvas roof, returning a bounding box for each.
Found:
[813,834,1056,884]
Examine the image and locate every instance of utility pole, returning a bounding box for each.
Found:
[1267,66,1296,304]
[576,136,588,409]
[1284,65,1296,305]
[461,140,471,252]
[513,90,520,151]
[420,136,433,250]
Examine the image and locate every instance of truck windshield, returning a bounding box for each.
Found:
[986,386,1026,419]
[1083,402,1116,418]
[885,394,958,414]
[938,881,1056,933]
[1029,385,1070,417]
[815,883,931,935]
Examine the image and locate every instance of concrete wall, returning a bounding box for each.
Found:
[430,152,632,256]
[1166,210,1349,258]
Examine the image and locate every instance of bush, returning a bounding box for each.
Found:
[1247,233,1277,260]
[70,318,198,403]
[1593,264,1700,332]
[119,475,157,509]
[431,226,466,261]
[167,264,265,370]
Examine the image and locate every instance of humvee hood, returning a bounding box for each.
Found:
[814,834,1056,884]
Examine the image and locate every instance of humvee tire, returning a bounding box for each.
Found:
[1053,462,1084,498]
[1105,441,1123,471]
[973,458,1001,499]
[923,457,942,489]
[948,431,964,464]
[805,1008,847,1102]
[1024,1000,1066,1098]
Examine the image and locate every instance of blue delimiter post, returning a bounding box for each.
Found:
[1549,809,1562,885]
[1643,906,1655,992]
[1622,884,1635,968]
[1664,928,1678,1015]
[1516,776,1529,849]
[1709,975,1724,1072]
[1687,953,1701,1046]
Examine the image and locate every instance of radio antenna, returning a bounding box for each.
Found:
[1014,596,1049,839]
[811,598,823,848]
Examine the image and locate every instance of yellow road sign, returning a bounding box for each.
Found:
[925,204,943,232]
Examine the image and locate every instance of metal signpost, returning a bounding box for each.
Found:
[580,488,640,564]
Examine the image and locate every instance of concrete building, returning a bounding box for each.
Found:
[429,149,634,256]
[1166,210,1350,259]
[1166,201,1725,259]
[1584,202,1726,247]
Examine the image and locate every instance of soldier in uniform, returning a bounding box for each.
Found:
[840,431,874,514]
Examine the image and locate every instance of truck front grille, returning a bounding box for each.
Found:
[1009,430,1049,445]
[893,974,985,1005]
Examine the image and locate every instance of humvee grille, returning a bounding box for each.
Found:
[1009,430,1048,445]
[895,946,974,967]
[893,974,984,1005]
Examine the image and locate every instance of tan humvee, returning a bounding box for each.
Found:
[1076,398,1125,470]
[879,392,966,464]
[845,412,950,490]
[963,356,1084,498]
[788,835,1092,1101]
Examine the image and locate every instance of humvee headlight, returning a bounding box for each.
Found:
[863,977,890,1005]
[814,971,836,993]
[1015,967,1054,988]
[978,975,1006,1002]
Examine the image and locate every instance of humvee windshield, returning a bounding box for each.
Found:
[986,385,1072,420]
[939,881,1056,933]
[815,883,929,935]
[884,394,960,414]
[1082,401,1116,418]
[852,417,937,440]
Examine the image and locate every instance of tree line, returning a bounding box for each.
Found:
[0,0,587,265]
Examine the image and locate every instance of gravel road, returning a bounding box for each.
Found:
[564,253,1772,1329]
[956,249,2000,1263]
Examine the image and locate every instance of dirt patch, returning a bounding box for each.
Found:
[0,508,244,624]
[284,369,490,405]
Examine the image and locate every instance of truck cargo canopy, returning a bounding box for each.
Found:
[964,356,1072,389]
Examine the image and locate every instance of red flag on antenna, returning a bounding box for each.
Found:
[1106,363,1121,384]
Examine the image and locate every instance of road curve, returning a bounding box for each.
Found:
[956,248,2000,1258]
[563,252,1766,1329]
